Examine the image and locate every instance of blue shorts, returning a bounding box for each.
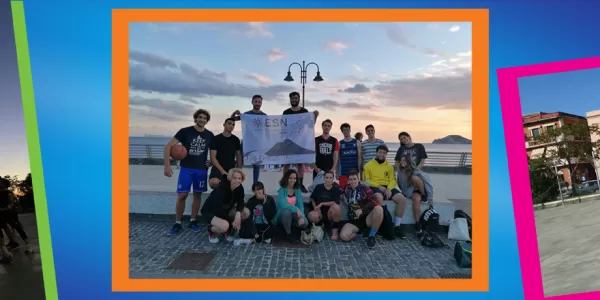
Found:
[370,187,402,200]
[177,167,208,193]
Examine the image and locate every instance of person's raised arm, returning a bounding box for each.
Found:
[231,110,242,121]
[235,138,243,168]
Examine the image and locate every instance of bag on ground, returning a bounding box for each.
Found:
[454,241,472,268]
[448,217,471,241]
[420,230,446,248]
[377,205,396,240]
[454,209,472,240]
[301,224,324,245]
[419,205,440,232]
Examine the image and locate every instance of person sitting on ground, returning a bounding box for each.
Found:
[363,144,408,239]
[274,169,308,243]
[397,155,434,235]
[200,168,251,244]
[208,118,242,189]
[246,181,276,244]
[0,178,32,254]
[339,170,383,249]
[308,171,342,240]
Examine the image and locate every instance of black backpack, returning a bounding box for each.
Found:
[454,241,472,268]
[376,205,396,240]
[420,230,447,248]
[453,209,472,240]
[419,205,440,232]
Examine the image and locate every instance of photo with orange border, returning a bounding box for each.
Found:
[112,8,489,292]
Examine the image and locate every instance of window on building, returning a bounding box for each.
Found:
[546,125,554,132]
[532,128,540,137]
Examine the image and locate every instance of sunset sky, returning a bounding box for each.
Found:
[0,1,30,179]
[128,22,472,143]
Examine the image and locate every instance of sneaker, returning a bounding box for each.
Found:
[331,229,339,240]
[415,223,423,235]
[300,184,309,193]
[167,223,183,236]
[263,238,272,244]
[224,233,235,242]
[188,220,201,232]
[226,228,237,242]
[394,226,407,239]
[6,242,20,251]
[367,236,376,248]
[208,230,220,244]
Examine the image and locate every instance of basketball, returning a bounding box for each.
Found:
[170,145,187,160]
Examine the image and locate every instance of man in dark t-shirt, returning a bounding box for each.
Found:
[394,132,428,172]
[164,108,214,235]
[313,119,339,179]
[231,95,267,184]
[282,91,319,193]
[209,118,242,188]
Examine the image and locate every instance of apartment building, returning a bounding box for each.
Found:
[524,111,596,186]
[587,109,600,183]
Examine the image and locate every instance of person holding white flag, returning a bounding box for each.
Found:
[282,91,319,193]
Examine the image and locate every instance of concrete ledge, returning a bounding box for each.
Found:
[129,190,457,225]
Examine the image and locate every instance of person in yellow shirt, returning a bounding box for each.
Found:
[363,144,408,239]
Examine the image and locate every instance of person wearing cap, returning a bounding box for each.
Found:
[231,95,267,184]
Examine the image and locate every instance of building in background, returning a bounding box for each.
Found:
[524,111,596,186]
[586,109,600,184]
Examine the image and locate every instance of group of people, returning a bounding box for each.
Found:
[0,177,33,264]
[161,91,434,248]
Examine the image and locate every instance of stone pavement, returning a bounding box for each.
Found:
[129,217,472,279]
[535,200,600,297]
[0,212,45,300]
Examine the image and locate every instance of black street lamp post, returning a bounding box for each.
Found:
[284,61,323,107]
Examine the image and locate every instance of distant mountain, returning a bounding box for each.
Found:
[264,139,315,156]
[432,135,472,145]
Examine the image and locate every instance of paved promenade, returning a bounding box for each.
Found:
[129,218,471,279]
[536,200,600,297]
[128,164,473,279]
[0,213,45,299]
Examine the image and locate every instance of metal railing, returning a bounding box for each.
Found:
[129,144,472,168]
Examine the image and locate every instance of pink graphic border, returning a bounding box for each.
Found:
[497,56,600,300]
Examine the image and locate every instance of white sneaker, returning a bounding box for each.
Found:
[208,233,220,244]
[263,238,272,244]
[226,234,235,242]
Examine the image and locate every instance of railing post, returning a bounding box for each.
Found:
[459,152,467,167]
[145,145,152,159]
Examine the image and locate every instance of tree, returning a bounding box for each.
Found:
[528,156,560,204]
[530,123,600,193]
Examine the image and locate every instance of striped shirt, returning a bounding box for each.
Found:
[361,138,385,166]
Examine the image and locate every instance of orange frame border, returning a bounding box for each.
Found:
[112,8,489,292]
